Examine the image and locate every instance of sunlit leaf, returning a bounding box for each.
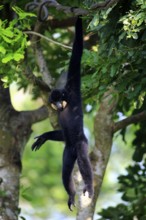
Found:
[0,46,6,54]
[2,54,14,63]
[13,53,24,61]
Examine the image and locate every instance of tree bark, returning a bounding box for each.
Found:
[0,82,48,220]
[76,90,118,220]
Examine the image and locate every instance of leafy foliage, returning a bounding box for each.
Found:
[82,0,146,111]
[120,0,146,39]
[0,6,35,85]
[98,159,146,220]
[80,1,146,219]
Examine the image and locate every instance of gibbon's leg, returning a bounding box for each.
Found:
[77,141,94,197]
[62,147,77,211]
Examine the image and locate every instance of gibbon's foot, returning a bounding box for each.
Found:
[83,184,94,198]
[68,194,76,211]
[31,135,46,151]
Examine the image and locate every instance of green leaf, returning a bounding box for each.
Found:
[12,6,36,20]
[0,5,4,11]
[13,53,24,61]
[110,65,117,77]
[1,34,12,43]
[0,46,6,54]
[2,28,14,38]
[2,54,14,63]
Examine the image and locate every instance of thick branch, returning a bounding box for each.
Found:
[26,0,120,20]
[23,64,51,92]
[38,0,120,16]
[113,111,146,133]
[38,0,88,16]
[20,106,48,125]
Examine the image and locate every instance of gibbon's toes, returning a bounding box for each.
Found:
[68,195,76,211]
[68,203,76,212]
[83,185,94,198]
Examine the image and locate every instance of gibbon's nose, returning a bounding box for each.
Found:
[56,102,63,110]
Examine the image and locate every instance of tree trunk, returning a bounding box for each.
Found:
[0,105,31,219]
[0,83,48,219]
[76,90,118,220]
[0,145,21,220]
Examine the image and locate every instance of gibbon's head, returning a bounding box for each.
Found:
[49,89,68,111]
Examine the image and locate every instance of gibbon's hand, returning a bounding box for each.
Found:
[32,134,46,151]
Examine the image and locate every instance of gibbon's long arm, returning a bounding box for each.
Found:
[66,17,83,92]
[32,130,64,151]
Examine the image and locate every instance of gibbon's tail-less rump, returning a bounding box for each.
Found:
[32,17,94,211]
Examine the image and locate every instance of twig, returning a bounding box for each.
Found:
[25,31,72,50]
[113,111,146,133]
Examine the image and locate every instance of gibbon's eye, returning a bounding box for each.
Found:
[51,103,58,111]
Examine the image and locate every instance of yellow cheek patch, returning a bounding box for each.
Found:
[62,101,67,109]
[51,103,58,111]
[51,101,67,111]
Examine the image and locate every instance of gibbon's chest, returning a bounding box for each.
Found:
[59,106,84,145]
[59,105,83,129]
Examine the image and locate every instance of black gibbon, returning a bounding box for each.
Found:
[32,17,93,210]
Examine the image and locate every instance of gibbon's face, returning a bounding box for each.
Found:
[49,89,68,111]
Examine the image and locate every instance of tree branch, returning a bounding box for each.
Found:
[27,21,54,90]
[40,0,120,16]
[37,0,88,17]
[25,31,72,50]
[90,0,120,10]
[35,42,54,89]
[26,0,120,19]
[45,17,76,29]
[113,111,146,133]
[20,106,48,125]
[23,64,51,92]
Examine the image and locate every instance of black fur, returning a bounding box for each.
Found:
[32,17,93,210]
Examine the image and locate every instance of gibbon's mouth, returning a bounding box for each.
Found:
[51,101,67,111]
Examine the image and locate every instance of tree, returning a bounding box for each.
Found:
[0,0,146,219]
